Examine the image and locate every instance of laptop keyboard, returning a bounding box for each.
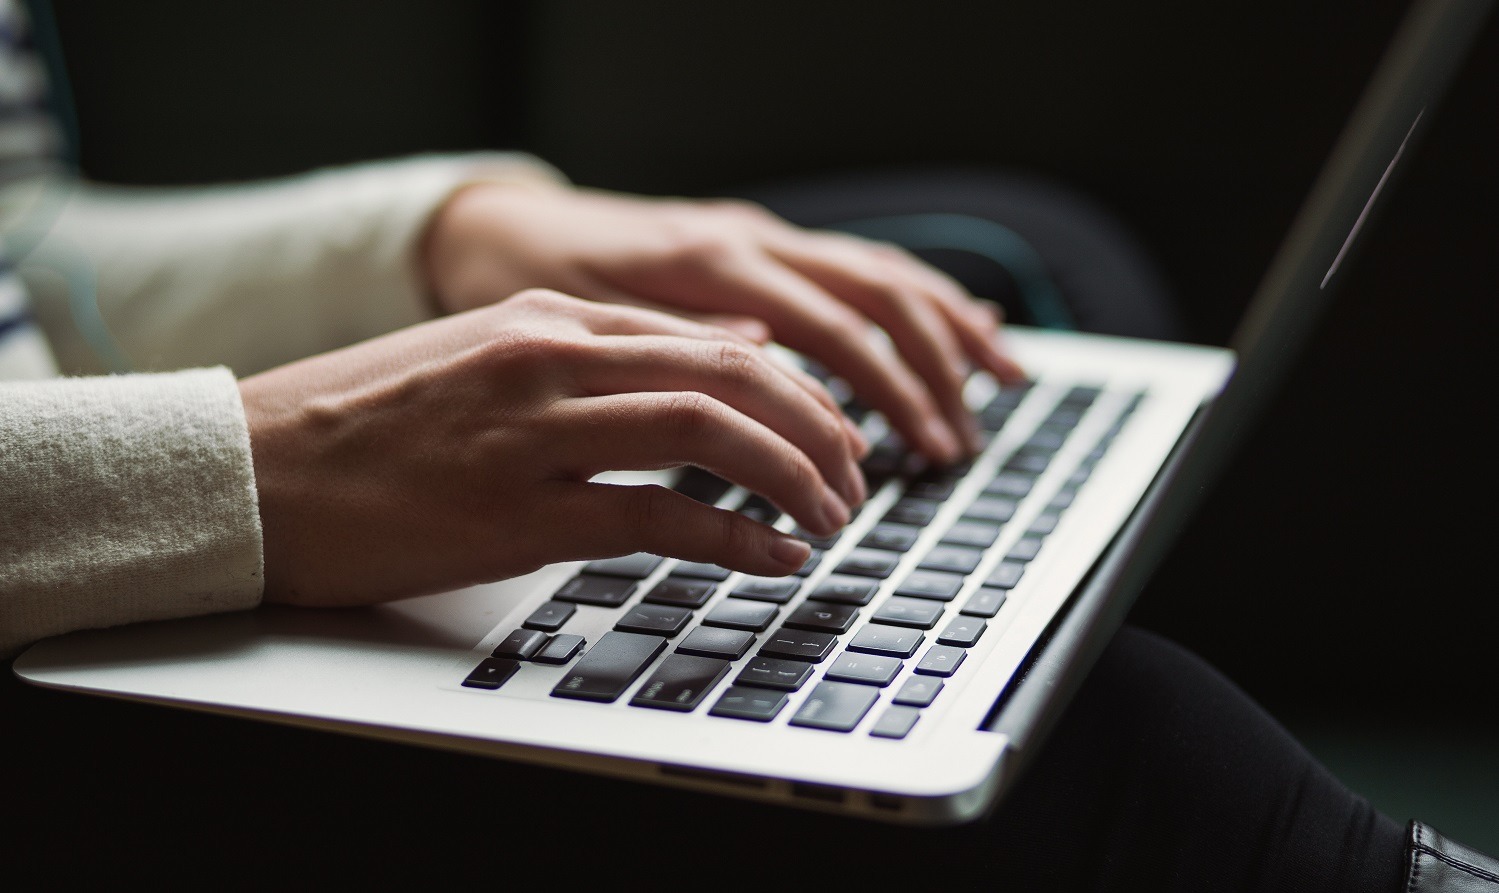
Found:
[462,377,1144,740]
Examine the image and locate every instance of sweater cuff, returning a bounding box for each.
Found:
[0,367,263,657]
[341,150,570,334]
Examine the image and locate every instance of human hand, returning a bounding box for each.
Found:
[421,182,1027,465]
[239,289,867,607]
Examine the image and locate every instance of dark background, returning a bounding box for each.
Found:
[18,0,1498,855]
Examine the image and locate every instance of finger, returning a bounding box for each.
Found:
[866,242,1030,384]
[766,234,981,453]
[633,249,963,464]
[560,292,765,346]
[574,335,866,505]
[553,481,812,577]
[566,279,777,345]
[560,280,869,461]
[761,348,870,458]
[545,391,852,537]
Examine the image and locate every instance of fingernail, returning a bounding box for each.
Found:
[770,534,812,570]
[820,485,851,532]
[843,458,868,505]
[926,419,963,464]
[843,416,871,457]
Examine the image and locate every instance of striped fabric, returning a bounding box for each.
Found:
[0,0,61,379]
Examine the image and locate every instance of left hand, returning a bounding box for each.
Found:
[420,182,1027,464]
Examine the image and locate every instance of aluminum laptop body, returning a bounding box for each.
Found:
[13,0,1488,827]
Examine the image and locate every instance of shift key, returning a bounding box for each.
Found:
[551,631,667,702]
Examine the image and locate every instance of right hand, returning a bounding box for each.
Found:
[238,289,868,607]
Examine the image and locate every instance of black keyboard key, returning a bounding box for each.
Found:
[937,617,987,647]
[523,600,576,632]
[792,550,824,577]
[941,519,1001,549]
[824,653,903,687]
[734,657,814,692]
[630,654,731,712]
[964,495,1017,523]
[915,644,968,677]
[758,628,838,663]
[1028,511,1061,536]
[984,472,1035,499]
[789,681,880,732]
[847,625,924,659]
[554,574,637,607]
[808,575,880,606]
[492,628,549,660]
[672,561,732,581]
[835,547,901,579]
[738,494,781,525]
[979,405,1014,432]
[1049,488,1078,510]
[869,706,921,739]
[985,560,1026,589]
[1046,407,1086,428]
[550,631,667,702]
[702,598,780,632]
[643,576,718,608]
[1061,385,1102,406]
[904,476,958,500]
[732,576,801,603]
[672,467,732,505]
[583,552,663,579]
[861,523,921,553]
[709,686,788,722]
[918,544,984,575]
[1027,429,1068,451]
[462,657,519,690]
[615,603,694,637]
[892,676,944,707]
[861,433,912,480]
[784,601,859,634]
[1007,535,1044,562]
[793,527,840,550]
[894,570,965,602]
[961,587,1008,618]
[985,383,1031,410]
[1004,450,1053,475]
[884,497,941,526]
[871,596,946,630]
[675,627,755,660]
[531,633,586,665]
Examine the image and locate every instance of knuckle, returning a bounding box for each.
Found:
[506,287,572,311]
[713,341,762,388]
[713,508,745,555]
[482,327,587,379]
[658,391,720,437]
[663,229,741,272]
[630,484,677,534]
[709,197,774,221]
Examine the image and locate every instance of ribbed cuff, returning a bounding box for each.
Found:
[0,367,263,657]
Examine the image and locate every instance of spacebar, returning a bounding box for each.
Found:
[550,631,667,703]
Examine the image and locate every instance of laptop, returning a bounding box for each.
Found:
[14,0,1489,826]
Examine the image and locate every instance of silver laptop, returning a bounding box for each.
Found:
[14,0,1488,827]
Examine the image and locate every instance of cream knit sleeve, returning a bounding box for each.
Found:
[21,151,567,377]
[0,367,261,658]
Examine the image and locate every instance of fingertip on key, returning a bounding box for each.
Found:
[769,534,812,572]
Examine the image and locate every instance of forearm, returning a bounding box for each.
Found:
[0,368,263,657]
[21,152,565,376]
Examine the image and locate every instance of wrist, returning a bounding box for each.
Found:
[419,178,562,316]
